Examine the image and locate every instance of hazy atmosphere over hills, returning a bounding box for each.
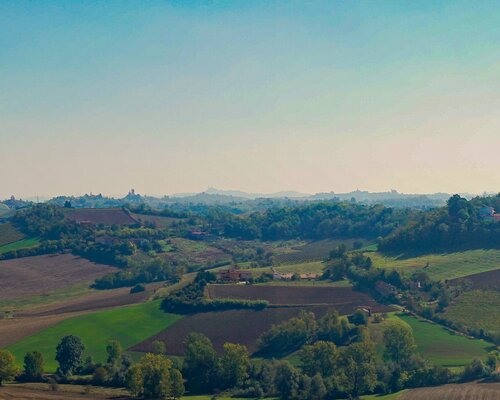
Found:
[2,1,500,198]
[1,2,500,400]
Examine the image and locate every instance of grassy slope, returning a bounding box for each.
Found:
[0,282,93,311]
[370,313,491,367]
[370,249,500,281]
[0,237,40,255]
[8,300,182,372]
[444,290,500,336]
[397,314,492,367]
[0,223,25,246]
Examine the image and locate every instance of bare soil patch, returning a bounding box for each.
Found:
[400,382,500,400]
[0,254,117,300]
[63,208,137,225]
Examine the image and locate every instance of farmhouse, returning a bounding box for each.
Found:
[478,206,500,222]
[216,268,252,282]
[187,230,211,240]
[271,269,319,281]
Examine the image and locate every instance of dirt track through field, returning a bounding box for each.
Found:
[0,254,117,299]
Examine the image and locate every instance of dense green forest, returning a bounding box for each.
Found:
[380,195,500,252]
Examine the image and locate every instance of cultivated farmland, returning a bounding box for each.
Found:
[206,284,390,310]
[8,300,181,371]
[369,249,500,281]
[450,268,500,290]
[0,254,117,300]
[0,283,163,348]
[444,290,500,337]
[274,238,368,264]
[130,212,184,228]
[0,237,40,255]
[0,222,25,246]
[399,382,500,400]
[63,208,138,225]
[132,307,335,355]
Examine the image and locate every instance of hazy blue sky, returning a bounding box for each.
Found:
[1,1,500,198]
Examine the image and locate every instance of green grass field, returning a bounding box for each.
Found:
[0,283,94,311]
[369,312,492,367]
[370,249,500,281]
[0,237,40,255]
[7,300,182,372]
[396,314,492,367]
[444,290,500,336]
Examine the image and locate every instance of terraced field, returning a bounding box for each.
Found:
[370,249,500,281]
[7,300,181,371]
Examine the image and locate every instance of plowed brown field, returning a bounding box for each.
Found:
[131,307,331,355]
[0,254,117,300]
[450,268,500,290]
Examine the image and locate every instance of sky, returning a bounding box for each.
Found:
[1,0,500,199]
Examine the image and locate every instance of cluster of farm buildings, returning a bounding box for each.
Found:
[216,267,319,283]
[479,206,500,222]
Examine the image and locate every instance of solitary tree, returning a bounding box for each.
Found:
[23,351,44,381]
[152,340,167,355]
[55,335,85,376]
[106,340,123,366]
[0,350,19,386]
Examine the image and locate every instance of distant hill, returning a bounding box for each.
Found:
[0,204,13,218]
[203,187,310,199]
